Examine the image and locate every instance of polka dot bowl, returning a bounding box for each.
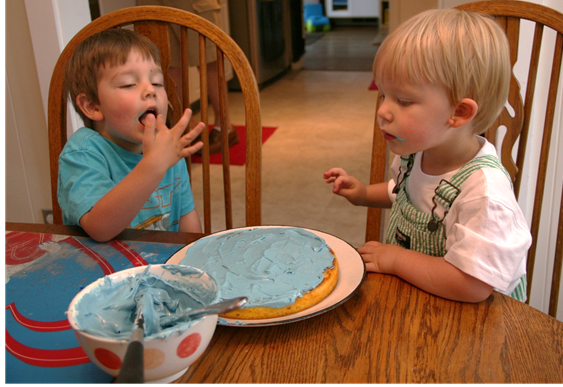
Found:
[67,264,220,383]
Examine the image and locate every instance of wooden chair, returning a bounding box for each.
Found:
[48,5,262,234]
[453,1,563,316]
[366,1,563,317]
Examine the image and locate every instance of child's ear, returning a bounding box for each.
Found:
[76,93,104,122]
[449,98,478,128]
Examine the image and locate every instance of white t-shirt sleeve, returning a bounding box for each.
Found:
[444,167,531,293]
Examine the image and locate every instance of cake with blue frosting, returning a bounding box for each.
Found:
[180,227,339,319]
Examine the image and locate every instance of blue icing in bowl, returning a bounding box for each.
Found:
[68,265,219,340]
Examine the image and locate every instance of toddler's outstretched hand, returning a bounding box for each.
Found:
[323,167,347,186]
[323,168,367,205]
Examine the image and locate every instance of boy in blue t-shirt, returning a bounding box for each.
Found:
[58,29,204,241]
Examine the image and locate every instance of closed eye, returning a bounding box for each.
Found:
[398,99,412,106]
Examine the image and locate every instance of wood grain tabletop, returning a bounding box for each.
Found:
[6,222,562,383]
[175,272,563,383]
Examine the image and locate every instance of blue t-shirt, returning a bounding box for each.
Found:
[58,127,195,231]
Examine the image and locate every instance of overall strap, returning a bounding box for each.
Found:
[428,155,511,231]
[392,154,415,194]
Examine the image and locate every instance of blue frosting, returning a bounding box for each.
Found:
[180,228,335,309]
[69,265,218,340]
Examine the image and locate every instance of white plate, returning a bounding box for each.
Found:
[166,226,366,327]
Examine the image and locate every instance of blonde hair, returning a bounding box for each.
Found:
[373,9,510,133]
[65,29,162,126]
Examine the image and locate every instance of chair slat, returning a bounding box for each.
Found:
[516,23,544,197]
[216,50,233,230]
[494,17,525,182]
[133,21,181,126]
[365,93,387,242]
[527,32,563,300]
[48,64,68,225]
[550,184,563,316]
[449,1,563,316]
[180,26,193,177]
[180,26,190,112]
[198,32,212,235]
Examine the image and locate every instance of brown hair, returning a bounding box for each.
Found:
[64,28,162,126]
[373,9,510,133]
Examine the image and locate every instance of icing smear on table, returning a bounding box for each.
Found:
[68,265,218,340]
[180,227,335,309]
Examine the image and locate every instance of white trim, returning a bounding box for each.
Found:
[24,0,90,133]
[6,77,36,222]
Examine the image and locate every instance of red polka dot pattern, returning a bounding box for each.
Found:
[94,347,122,370]
[177,333,201,358]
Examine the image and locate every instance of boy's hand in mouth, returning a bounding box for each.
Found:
[139,108,158,128]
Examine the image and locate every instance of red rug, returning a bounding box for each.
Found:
[191,125,277,166]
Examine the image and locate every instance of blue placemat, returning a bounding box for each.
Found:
[5,231,184,383]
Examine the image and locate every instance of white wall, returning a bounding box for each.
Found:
[24,0,91,135]
[5,0,91,224]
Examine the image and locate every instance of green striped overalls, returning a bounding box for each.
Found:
[386,154,527,302]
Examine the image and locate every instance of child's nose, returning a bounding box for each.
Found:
[377,100,392,122]
[143,83,157,99]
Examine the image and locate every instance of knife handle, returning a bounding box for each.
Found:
[115,340,144,383]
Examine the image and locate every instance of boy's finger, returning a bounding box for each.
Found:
[155,113,167,132]
[181,123,204,146]
[171,109,192,135]
[189,122,205,139]
[143,113,156,140]
[363,261,377,272]
[180,141,204,158]
[333,176,351,193]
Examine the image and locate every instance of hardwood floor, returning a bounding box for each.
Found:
[191,27,383,248]
[304,26,384,71]
[190,68,379,248]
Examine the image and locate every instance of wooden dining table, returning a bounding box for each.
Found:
[5,222,563,383]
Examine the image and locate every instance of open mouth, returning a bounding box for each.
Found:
[139,108,158,127]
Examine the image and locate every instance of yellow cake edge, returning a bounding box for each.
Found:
[220,253,339,320]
